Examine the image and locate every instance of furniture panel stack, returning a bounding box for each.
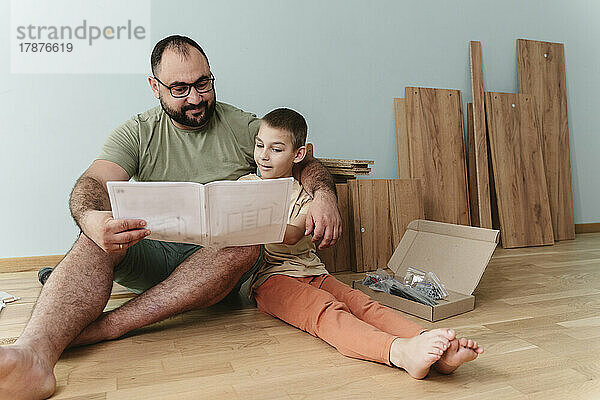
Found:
[312,146,424,272]
[317,158,374,183]
[391,39,575,249]
[316,38,577,270]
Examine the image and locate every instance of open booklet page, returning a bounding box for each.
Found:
[205,178,293,246]
[107,178,293,247]
[107,182,206,244]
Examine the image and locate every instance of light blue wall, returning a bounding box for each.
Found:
[2,0,598,257]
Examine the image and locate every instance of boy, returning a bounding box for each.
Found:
[241,108,483,379]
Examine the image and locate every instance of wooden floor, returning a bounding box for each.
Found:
[2,233,600,399]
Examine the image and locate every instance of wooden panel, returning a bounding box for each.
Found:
[469,41,493,228]
[466,103,480,227]
[388,179,424,245]
[350,179,423,272]
[358,181,376,271]
[316,184,354,272]
[405,87,471,226]
[485,92,554,248]
[349,180,364,272]
[517,39,575,241]
[393,98,410,178]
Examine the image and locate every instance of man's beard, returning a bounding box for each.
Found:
[160,95,216,129]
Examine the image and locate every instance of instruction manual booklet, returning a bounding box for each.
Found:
[107,178,293,247]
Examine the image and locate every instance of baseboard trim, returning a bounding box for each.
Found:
[1,224,599,271]
[575,223,600,234]
[0,255,64,273]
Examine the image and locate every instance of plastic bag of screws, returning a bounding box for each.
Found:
[403,267,449,300]
[361,269,438,306]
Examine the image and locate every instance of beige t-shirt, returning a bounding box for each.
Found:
[239,174,329,293]
[98,102,259,184]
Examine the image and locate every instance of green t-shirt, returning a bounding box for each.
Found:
[98,102,260,184]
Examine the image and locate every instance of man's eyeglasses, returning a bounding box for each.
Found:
[153,74,215,98]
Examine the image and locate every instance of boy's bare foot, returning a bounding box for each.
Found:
[434,337,484,374]
[0,345,56,400]
[389,328,456,379]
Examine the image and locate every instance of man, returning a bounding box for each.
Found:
[0,35,341,400]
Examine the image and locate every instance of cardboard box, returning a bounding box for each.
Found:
[352,219,499,321]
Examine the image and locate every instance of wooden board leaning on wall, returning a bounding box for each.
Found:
[517,39,575,241]
[405,87,471,226]
[485,92,554,248]
[469,41,493,229]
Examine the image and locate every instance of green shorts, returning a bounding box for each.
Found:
[113,239,264,294]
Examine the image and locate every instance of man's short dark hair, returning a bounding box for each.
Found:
[261,108,308,150]
[150,35,209,76]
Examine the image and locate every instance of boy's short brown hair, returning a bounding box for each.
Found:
[261,108,307,150]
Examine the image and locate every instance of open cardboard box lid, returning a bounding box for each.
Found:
[387,220,499,295]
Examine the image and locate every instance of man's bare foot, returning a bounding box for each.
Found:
[0,344,56,400]
[389,328,456,379]
[434,337,484,374]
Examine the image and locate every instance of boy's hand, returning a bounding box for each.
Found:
[305,192,341,249]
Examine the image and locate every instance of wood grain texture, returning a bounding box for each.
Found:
[485,92,554,248]
[469,41,493,228]
[349,179,423,272]
[357,180,377,271]
[466,103,480,227]
[394,98,410,179]
[316,183,355,272]
[388,179,424,245]
[405,87,471,226]
[349,179,364,272]
[0,255,64,272]
[3,234,600,399]
[306,142,313,157]
[517,39,575,241]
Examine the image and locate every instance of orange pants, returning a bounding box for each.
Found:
[254,274,425,365]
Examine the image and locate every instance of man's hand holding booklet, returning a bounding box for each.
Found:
[107,178,293,247]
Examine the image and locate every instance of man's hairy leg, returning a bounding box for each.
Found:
[0,233,123,400]
[70,245,260,347]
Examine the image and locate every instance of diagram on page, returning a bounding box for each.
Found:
[207,180,290,246]
[107,178,292,247]
[109,183,205,244]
